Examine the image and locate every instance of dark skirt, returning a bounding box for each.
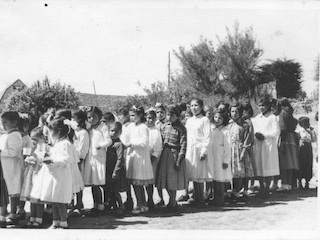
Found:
[0,160,9,207]
[299,142,313,181]
[155,147,187,191]
[279,133,299,171]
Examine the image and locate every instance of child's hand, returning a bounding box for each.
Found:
[200,154,207,161]
[222,163,228,169]
[255,132,265,141]
[25,156,37,166]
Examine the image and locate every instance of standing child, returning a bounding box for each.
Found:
[126,106,154,214]
[31,118,78,229]
[229,101,254,201]
[156,105,188,212]
[71,109,89,213]
[145,110,163,210]
[106,122,126,215]
[251,97,280,197]
[83,106,112,216]
[16,116,33,220]
[296,117,317,189]
[0,111,23,225]
[211,109,232,206]
[22,127,48,228]
[118,106,133,211]
[185,98,212,207]
[0,149,9,228]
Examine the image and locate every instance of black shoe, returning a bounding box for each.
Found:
[124,200,134,211]
[6,217,19,226]
[148,201,155,210]
[177,195,189,202]
[0,221,7,228]
[43,212,53,224]
[165,204,179,213]
[85,208,104,217]
[155,200,165,207]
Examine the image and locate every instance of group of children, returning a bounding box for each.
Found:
[0,96,317,229]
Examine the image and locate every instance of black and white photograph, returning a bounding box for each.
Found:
[0,0,319,239]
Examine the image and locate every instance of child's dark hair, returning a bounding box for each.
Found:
[190,98,205,116]
[1,111,20,127]
[87,106,103,119]
[72,110,87,129]
[102,112,115,123]
[30,126,45,139]
[213,108,229,126]
[229,101,243,118]
[215,101,230,111]
[48,117,74,143]
[298,117,310,129]
[18,116,31,133]
[146,110,156,119]
[242,102,254,118]
[54,109,72,120]
[129,106,146,122]
[118,106,129,116]
[110,121,122,133]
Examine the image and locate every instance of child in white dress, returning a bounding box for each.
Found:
[83,106,112,216]
[31,117,80,229]
[0,111,23,225]
[22,127,47,228]
[185,98,212,207]
[126,106,154,214]
[72,110,89,213]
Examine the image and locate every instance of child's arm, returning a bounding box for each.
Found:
[223,129,231,167]
[200,117,211,160]
[1,133,22,158]
[175,126,187,171]
[112,143,125,179]
[311,128,317,143]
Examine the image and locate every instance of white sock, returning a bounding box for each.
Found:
[0,216,6,221]
[53,220,60,226]
[98,204,105,211]
[60,221,68,228]
[35,217,43,224]
[29,217,36,223]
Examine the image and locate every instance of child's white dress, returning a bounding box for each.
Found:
[210,125,232,182]
[0,130,23,196]
[82,124,112,186]
[30,139,77,204]
[126,123,154,185]
[73,128,90,176]
[185,115,213,182]
[148,126,163,176]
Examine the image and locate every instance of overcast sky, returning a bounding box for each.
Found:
[0,0,319,96]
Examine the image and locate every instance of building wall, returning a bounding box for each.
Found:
[0,80,26,112]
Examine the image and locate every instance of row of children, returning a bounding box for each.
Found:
[0,96,317,229]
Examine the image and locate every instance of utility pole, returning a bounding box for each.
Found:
[92,81,99,107]
[168,51,171,88]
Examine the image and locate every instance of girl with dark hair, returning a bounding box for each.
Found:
[83,106,112,216]
[210,109,231,206]
[229,101,254,201]
[30,118,81,229]
[277,98,299,191]
[71,110,89,213]
[185,98,212,207]
[251,97,280,197]
[125,106,154,213]
[0,111,23,226]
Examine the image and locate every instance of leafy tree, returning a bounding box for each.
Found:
[256,59,303,98]
[6,76,80,118]
[216,21,263,98]
[174,37,224,95]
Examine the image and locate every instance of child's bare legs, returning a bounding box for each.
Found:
[57,203,68,228]
[193,182,205,205]
[133,185,147,210]
[124,185,134,211]
[232,178,243,197]
[17,200,26,218]
[146,184,154,207]
[0,206,7,222]
[52,203,60,227]
[205,181,213,200]
[168,190,177,207]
